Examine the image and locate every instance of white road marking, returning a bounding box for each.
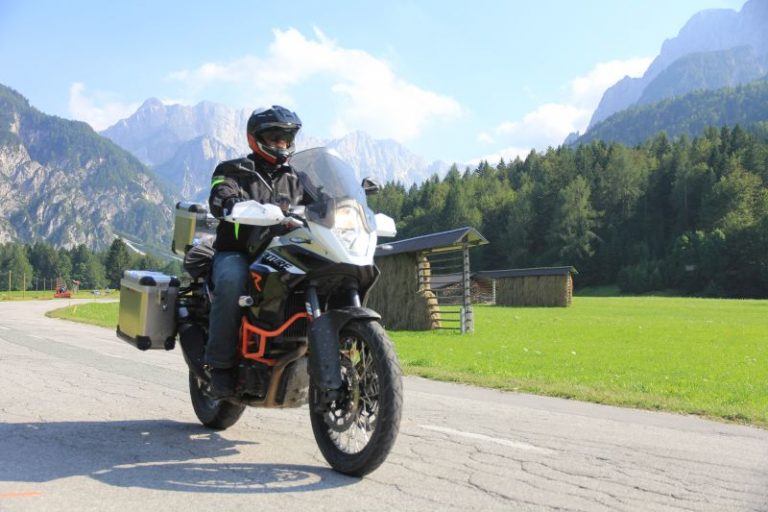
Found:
[419,425,554,454]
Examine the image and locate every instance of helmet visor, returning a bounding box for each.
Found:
[258,128,296,147]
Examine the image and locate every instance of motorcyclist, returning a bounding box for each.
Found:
[206,105,304,397]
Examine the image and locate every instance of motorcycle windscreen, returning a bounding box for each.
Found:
[291,147,377,231]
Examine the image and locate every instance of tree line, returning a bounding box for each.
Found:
[0,239,181,291]
[368,124,768,298]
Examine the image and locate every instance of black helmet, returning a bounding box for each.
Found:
[247,105,302,165]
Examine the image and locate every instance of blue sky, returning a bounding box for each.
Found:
[0,0,747,164]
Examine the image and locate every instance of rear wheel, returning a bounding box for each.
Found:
[309,320,403,476]
[189,371,246,430]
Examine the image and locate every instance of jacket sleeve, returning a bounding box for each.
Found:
[208,163,241,218]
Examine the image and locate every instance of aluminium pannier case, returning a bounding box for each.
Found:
[172,201,218,256]
[117,270,180,350]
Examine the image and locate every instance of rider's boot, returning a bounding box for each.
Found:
[208,367,236,398]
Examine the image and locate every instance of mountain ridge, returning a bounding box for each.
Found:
[101,100,450,201]
[0,84,173,250]
[588,0,768,129]
[576,76,768,147]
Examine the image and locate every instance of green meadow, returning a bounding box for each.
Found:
[47,300,119,328]
[47,296,768,427]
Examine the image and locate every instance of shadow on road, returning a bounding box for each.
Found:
[0,419,356,493]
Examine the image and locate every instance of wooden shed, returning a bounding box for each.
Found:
[366,227,488,332]
[474,266,577,307]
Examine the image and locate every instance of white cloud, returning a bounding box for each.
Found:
[477,132,495,145]
[569,57,652,108]
[492,103,590,149]
[68,82,141,131]
[467,146,532,167]
[168,28,462,142]
[473,56,652,163]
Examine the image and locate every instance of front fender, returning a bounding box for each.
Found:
[308,307,381,391]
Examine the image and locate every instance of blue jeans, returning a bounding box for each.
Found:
[205,251,251,368]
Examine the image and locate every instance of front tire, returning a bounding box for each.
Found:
[309,320,403,477]
[189,371,246,430]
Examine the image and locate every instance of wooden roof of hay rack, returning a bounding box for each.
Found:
[474,266,577,279]
[376,227,488,257]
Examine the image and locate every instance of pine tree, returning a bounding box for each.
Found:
[7,245,33,291]
[104,238,131,288]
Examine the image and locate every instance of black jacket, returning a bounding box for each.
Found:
[209,154,304,254]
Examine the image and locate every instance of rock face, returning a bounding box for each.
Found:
[324,131,449,186]
[102,101,449,201]
[154,135,242,201]
[0,84,173,250]
[101,99,250,166]
[588,0,768,129]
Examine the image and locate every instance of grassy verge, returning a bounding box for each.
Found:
[46,296,768,427]
[46,301,119,327]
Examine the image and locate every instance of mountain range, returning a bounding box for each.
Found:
[0,84,172,250]
[586,0,768,130]
[102,100,450,202]
[576,77,768,146]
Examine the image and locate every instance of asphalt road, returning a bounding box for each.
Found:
[0,300,766,512]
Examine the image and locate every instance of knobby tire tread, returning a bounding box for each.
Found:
[310,320,403,477]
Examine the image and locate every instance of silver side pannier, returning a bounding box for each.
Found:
[172,201,218,256]
[117,270,180,350]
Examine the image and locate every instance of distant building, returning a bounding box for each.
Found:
[474,267,577,307]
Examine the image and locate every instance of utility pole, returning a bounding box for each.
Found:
[8,270,11,292]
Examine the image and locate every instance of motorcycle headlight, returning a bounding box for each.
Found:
[332,203,372,257]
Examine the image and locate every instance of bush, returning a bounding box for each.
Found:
[617,260,665,294]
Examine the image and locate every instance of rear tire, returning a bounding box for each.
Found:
[309,320,403,476]
[189,371,246,430]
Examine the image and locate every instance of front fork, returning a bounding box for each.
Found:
[305,285,380,411]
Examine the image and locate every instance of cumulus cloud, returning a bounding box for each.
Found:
[474,56,652,162]
[467,146,533,167]
[569,57,652,108]
[477,132,495,145]
[168,28,462,142]
[495,103,588,146]
[68,82,141,131]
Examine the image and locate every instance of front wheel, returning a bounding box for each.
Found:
[189,372,246,430]
[309,320,403,477]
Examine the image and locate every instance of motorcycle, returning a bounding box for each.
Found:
[173,147,402,477]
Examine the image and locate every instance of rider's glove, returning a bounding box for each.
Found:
[222,198,240,217]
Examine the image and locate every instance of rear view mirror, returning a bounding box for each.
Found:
[361,177,382,196]
[374,213,397,237]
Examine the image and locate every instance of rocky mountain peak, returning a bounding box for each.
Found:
[0,84,173,250]
[102,101,450,192]
[587,0,768,130]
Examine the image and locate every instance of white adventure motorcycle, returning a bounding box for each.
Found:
[118,148,402,476]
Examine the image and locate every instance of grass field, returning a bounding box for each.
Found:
[46,296,768,427]
[393,298,768,427]
[46,301,119,327]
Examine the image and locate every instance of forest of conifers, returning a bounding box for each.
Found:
[368,124,768,298]
[0,239,180,292]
